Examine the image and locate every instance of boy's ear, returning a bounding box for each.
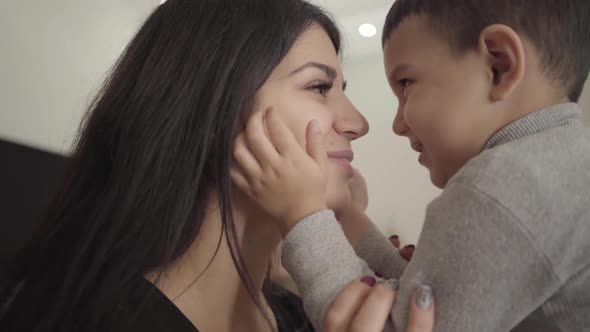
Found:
[477,24,525,102]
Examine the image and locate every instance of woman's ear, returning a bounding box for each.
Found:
[477,24,525,102]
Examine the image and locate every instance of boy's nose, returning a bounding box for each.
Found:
[392,108,409,137]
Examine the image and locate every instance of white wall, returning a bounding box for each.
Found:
[343,56,441,242]
[581,81,590,125]
[0,0,155,154]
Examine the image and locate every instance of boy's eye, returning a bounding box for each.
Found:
[307,81,333,96]
[398,79,413,89]
[397,79,414,98]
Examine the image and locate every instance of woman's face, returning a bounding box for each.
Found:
[254,24,369,212]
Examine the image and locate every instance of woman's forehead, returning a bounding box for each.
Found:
[273,25,342,78]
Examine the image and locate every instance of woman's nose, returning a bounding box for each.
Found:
[334,99,369,140]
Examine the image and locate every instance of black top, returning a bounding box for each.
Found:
[111,278,314,332]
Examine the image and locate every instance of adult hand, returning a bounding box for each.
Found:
[324,277,434,332]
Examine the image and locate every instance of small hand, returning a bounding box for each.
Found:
[349,168,369,211]
[399,245,416,261]
[334,168,368,220]
[231,108,329,237]
[334,168,371,247]
[389,235,416,261]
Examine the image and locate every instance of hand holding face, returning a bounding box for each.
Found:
[348,167,369,212]
[333,168,372,247]
[231,108,329,237]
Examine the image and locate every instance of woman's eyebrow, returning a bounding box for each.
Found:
[288,61,337,81]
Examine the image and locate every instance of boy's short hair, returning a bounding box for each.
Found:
[382,0,590,102]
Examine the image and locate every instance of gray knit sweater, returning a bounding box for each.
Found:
[282,103,590,332]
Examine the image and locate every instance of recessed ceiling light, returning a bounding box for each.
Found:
[358,23,377,38]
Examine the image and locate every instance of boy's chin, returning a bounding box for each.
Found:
[429,168,449,189]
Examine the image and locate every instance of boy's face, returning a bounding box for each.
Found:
[383,15,499,188]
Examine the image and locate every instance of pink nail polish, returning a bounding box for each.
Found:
[361,276,376,287]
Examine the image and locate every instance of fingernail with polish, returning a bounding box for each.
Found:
[416,284,433,309]
[375,271,384,278]
[361,276,376,287]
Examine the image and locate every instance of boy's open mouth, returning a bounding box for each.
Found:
[411,141,424,153]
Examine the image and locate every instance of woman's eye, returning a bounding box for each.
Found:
[308,81,333,96]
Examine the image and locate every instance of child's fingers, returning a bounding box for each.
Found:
[265,108,299,156]
[233,133,262,180]
[389,235,401,249]
[306,119,327,171]
[407,285,435,332]
[323,278,375,332]
[399,245,416,261]
[349,284,396,332]
[230,165,251,195]
[245,109,280,166]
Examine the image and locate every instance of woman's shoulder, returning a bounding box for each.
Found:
[109,279,313,332]
[108,278,198,332]
[268,283,315,332]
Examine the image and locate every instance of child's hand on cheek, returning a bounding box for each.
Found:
[334,168,372,247]
[231,107,329,237]
[349,168,369,211]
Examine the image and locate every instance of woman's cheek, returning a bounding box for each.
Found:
[283,106,330,147]
[271,87,333,143]
[267,101,304,145]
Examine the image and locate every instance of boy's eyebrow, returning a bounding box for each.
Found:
[388,63,413,83]
[288,62,337,81]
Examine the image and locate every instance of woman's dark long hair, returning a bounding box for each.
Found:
[0,0,340,330]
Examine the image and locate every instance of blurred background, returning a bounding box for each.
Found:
[1,0,588,261]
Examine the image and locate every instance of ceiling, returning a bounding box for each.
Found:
[308,0,393,61]
[149,0,393,61]
[309,0,393,16]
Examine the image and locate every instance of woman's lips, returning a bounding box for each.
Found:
[329,157,353,172]
[327,150,354,172]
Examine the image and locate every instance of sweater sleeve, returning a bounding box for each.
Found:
[390,182,561,331]
[354,222,408,280]
[281,209,379,331]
